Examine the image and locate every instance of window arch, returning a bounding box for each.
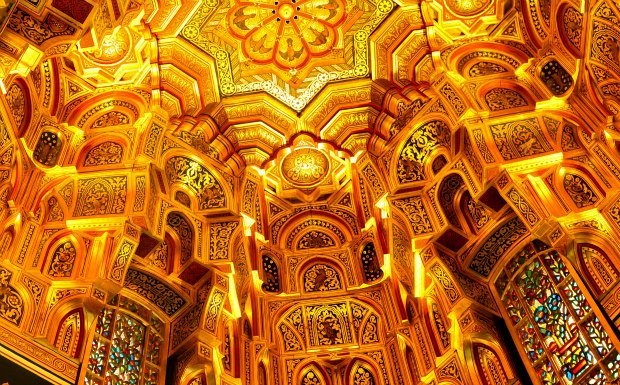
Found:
[85,295,164,385]
[262,254,280,293]
[495,242,620,384]
[361,242,382,283]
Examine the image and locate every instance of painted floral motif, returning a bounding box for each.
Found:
[227,0,346,69]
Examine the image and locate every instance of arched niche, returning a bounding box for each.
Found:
[275,298,383,355]
[575,241,620,298]
[296,364,330,385]
[166,211,195,270]
[553,166,603,211]
[164,154,229,212]
[393,118,452,184]
[346,359,380,385]
[299,260,346,293]
[51,307,85,359]
[76,137,128,169]
[41,234,83,280]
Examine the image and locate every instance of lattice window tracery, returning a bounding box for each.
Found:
[361,242,382,283]
[33,131,62,166]
[496,245,620,384]
[85,295,164,385]
[262,254,280,293]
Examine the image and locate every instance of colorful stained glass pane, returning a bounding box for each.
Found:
[88,339,109,375]
[119,296,150,320]
[519,322,544,361]
[553,336,594,381]
[146,330,163,365]
[151,315,164,334]
[605,353,620,378]
[500,251,615,385]
[95,309,114,338]
[586,368,607,384]
[507,244,535,276]
[495,270,509,295]
[561,279,591,317]
[585,317,614,357]
[517,260,553,307]
[502,287,525,325]
[85,375,104,385]
[541,251,569,283]
[143,366,159,385]
[106,313,145,385]
[536,358,558,385]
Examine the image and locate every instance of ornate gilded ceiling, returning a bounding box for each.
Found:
[1,0,620,385]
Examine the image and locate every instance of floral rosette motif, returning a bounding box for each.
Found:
[227,0,346,69]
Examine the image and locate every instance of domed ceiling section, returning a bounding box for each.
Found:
[2,0,620,385]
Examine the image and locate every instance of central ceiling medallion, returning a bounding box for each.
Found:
[281,147,330,186]
[228,0,345,70]
[444,0,492,16]
[182,0,395,111]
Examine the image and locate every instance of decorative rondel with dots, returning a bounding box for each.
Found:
[226,0,346,69]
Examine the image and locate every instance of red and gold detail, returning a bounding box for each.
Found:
[0,1,620,385]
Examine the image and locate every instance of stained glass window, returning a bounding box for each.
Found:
[85,295,164,385]
[496,245,620,384]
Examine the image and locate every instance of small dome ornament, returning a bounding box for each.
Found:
[280,147,330,187]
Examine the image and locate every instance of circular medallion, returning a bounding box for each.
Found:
[444,0,492,17]
[85,27,131,64]
[281,148,330,186]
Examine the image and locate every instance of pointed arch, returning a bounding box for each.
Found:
[53,308,85,358]
[347,359,379,385]
[297,364,330,385]
[576,242,620,297]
